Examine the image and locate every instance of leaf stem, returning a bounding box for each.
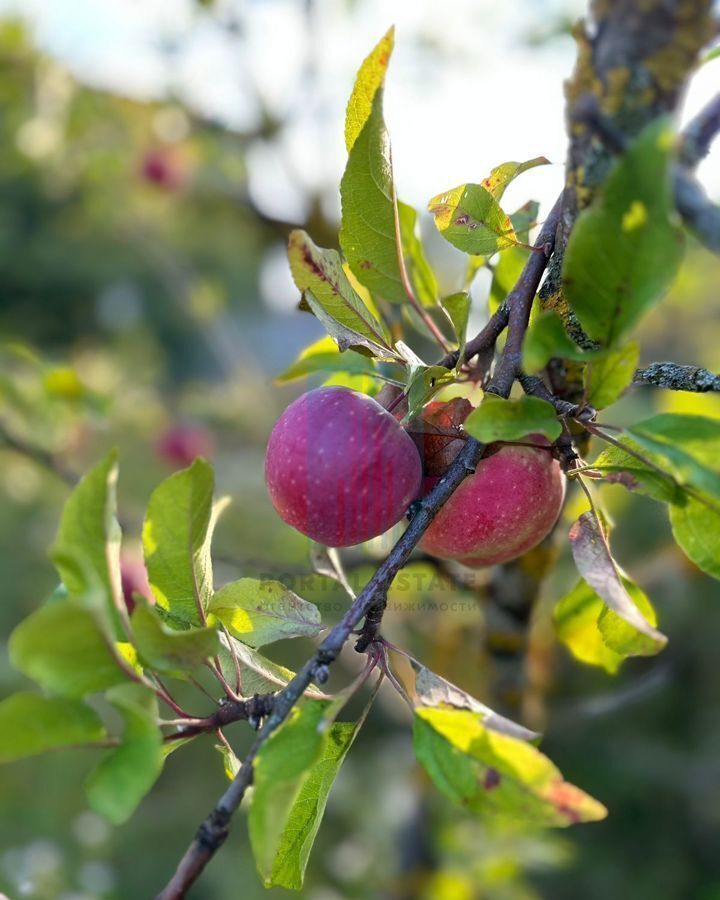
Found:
[392,185,453,353]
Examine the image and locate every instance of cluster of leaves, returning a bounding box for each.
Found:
[0,450,607,891]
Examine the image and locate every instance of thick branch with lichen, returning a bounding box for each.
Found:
[634,361,720,392]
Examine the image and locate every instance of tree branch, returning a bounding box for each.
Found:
[573,91,720,256]
[673,167,720,254]
[518,373,591,419]
[155,192,563,900]
[485,197,564,398]
[437,299,509,369]
[163,694,276,743]
[633,361,720,392]
[680,91,720,167]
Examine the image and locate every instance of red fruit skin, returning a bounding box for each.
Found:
[420,440,565,566]
[140,148,187,190]
[265,387,422,547]
[156,424,215,469]
[120,558,153,615]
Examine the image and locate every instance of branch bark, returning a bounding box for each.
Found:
[634,361,720,392]
[164,694,276,743]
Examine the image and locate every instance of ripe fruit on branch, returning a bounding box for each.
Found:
[406,397,474,494]
[140,147,188,191]
[265,386,422,547]
[419,431,565,567]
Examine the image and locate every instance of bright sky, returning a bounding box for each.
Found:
[3,0,718,322]
[4,0,718,219]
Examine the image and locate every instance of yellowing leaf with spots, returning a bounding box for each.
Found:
[481,156,550,201]
[414,707,607,827]
[288,229,396,359]
[428,183,516,256]
[209,578,322,648]
[563,119,684,346]
[344,26,394,152]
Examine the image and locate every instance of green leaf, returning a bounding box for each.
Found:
[464,395,561,443]
[413,707,607,827]
[569,512,666,654]
[256,718,358,889]
[584,341,640,409]
[0,692,105,762]
[522,310,588,375]
[250,700,360,889]
[142,458,216,628]
[340,32,405,303]
[50,451,123,636]
[563,119,684,346]
[275,336,377,384]
[131,602,220,678]
[405,365,457,421]
[209,578,321,649]
[215,741,241,781]
[322,370,380,396]
[9,600,130,698]
[344,27,394,153]
[480,157,550,201]
[466,201,538,292]
[589,440,680,504]
[669,496,720,580]
[428,183,516,256]
[555,575,659,673]
[218,635,324,697]
[85,684,163,825]
[625,414,720,504]
[441,292,470,356]
[398,201,439,307]
[288,230,396,359]
[510,199,540,240]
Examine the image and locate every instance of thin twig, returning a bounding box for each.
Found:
[574,93,720,256]
[518,373,593,419]
[674,167,720,255]
[437,300,509,369]
[151,675,194,719]
[486,196,564,398]
[392,184,452,353]
[163,694,276,743]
